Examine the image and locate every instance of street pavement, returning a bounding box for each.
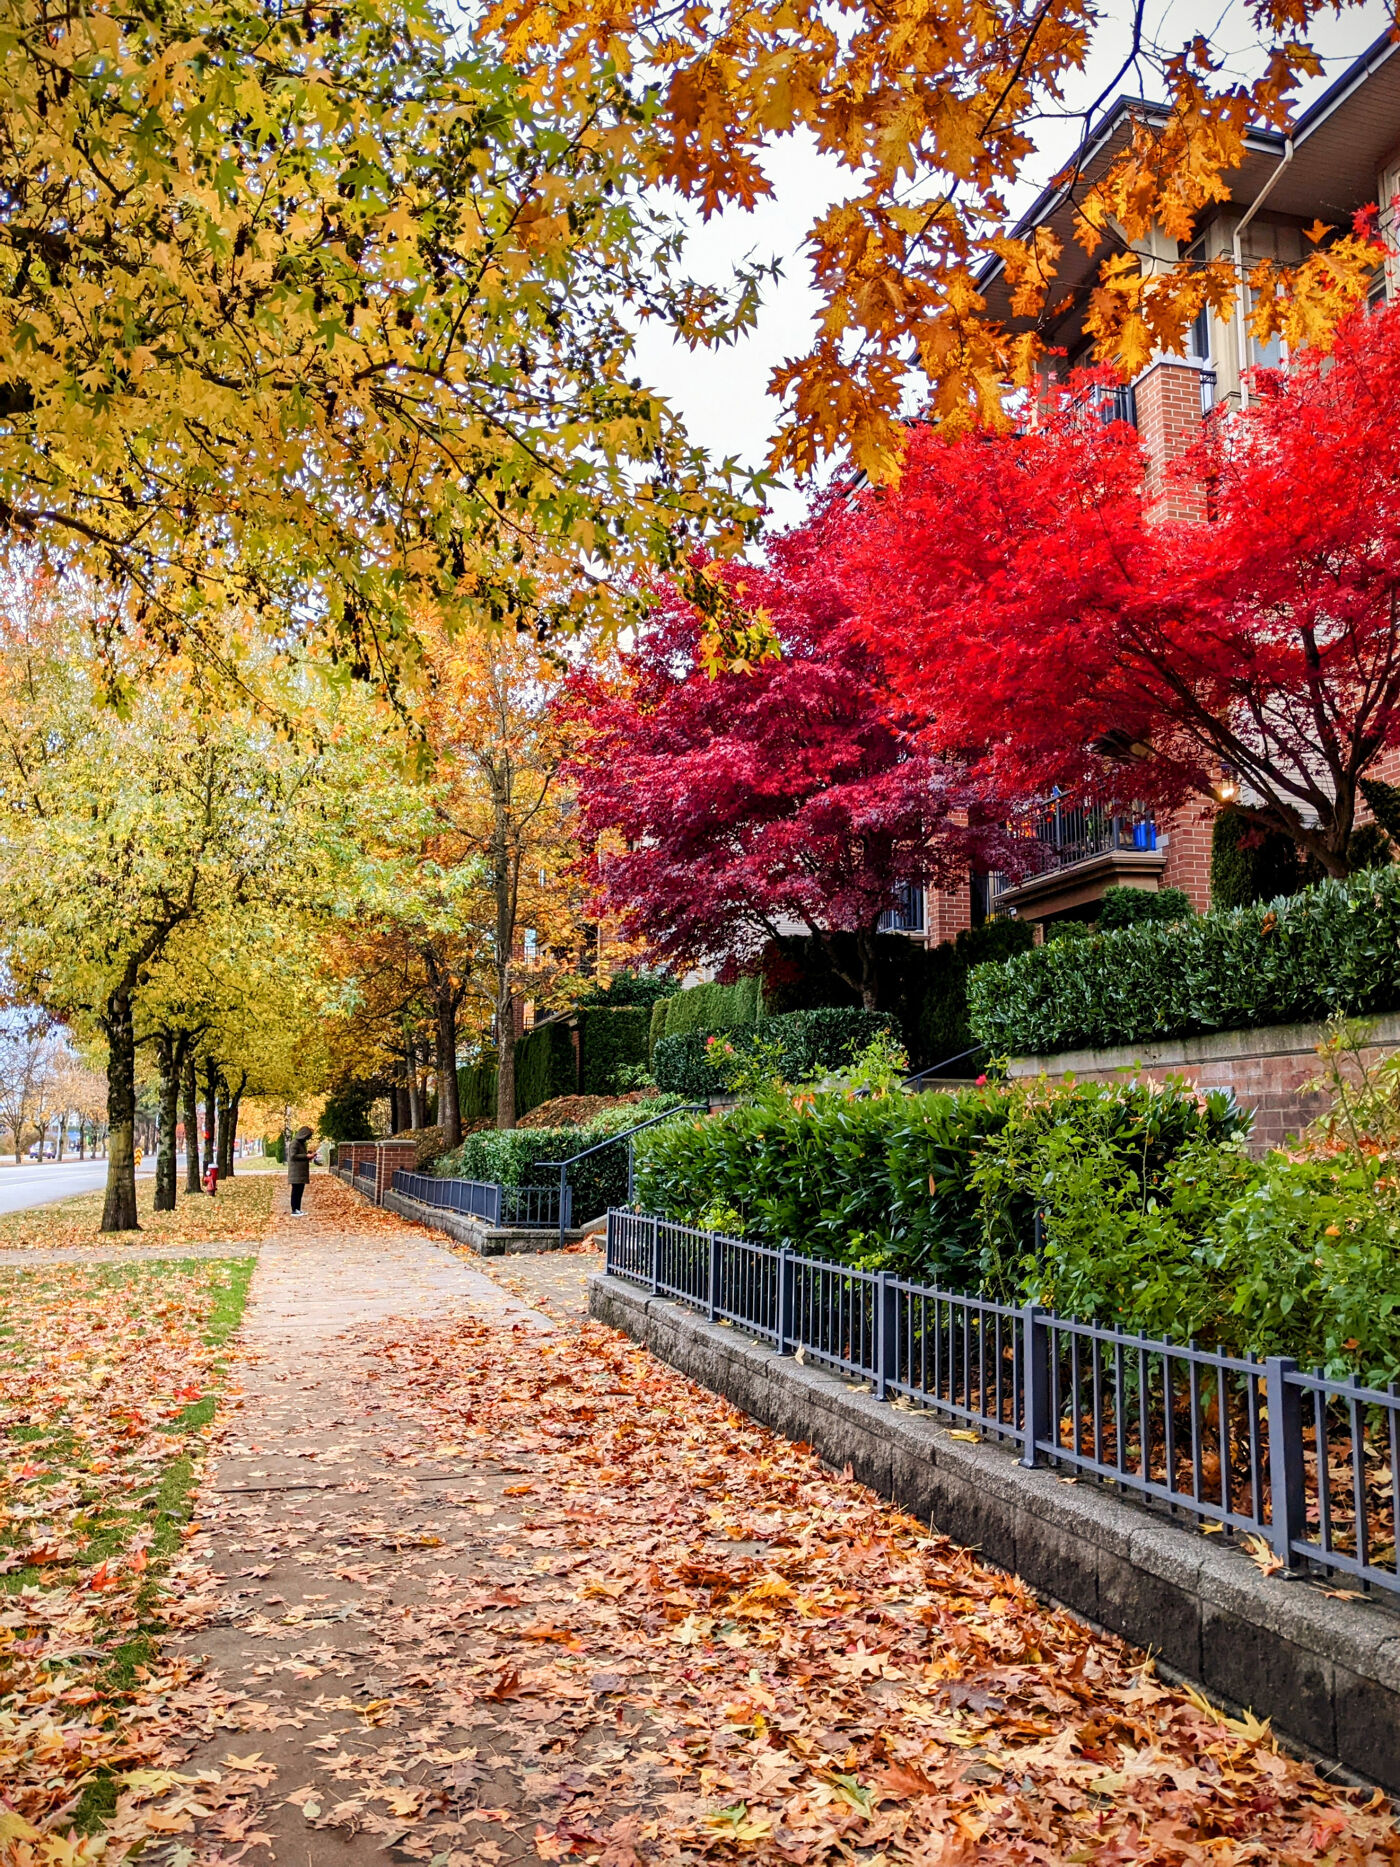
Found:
[0,1157,156,1215]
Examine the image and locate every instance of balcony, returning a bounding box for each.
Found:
[990,796,1166,920]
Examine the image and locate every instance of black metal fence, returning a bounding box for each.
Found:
[605,1209,1400,1597]
[391,1169,570,1230]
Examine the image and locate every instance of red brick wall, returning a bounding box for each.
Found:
[927,882,971,945]
[1161,804,1215,912]
[1011,1019,1400,1153]
[1134,362,1208,521]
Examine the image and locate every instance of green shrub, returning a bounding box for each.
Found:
[648,998,669,1061]
[318,1079,377,1142]
[579,1006,650,1094]
[515,1021,577,1116]
[913,920,1035,1068]
[458,1054,499,1122]
[1096,885,1194,929]
[968,865,1400,1058]
[661,976,763,1040]
[634,1076,1246,1288]
[651,1007,895,1096]
[435,1095,690,1219]
[579,970,679,1009]
[1210,809,1303,909]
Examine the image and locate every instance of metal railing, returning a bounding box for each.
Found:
[390,1169,570,1231]
[538,1104,708,1248]
[989,795,1157,907]
[605,1210,1400,1596]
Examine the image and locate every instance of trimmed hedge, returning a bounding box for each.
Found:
[633,1078,1246,1285]
[579,1006,650,1093]
[652,1006,895,1096]
[968,866,1400,1057]
[648,998,668,1061]
[516,1020,577,1115]
[458,1055,498,1121]
[661,975,763,1039]
[579,970,679,1010]
[435,1095,689,1219]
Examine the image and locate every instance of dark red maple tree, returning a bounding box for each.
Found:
[565,513,1024,1008]
[836,303,1400,878]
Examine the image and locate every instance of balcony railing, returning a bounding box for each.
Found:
[989,796,1158,906]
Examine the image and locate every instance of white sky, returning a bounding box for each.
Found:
[633,0,1397,527]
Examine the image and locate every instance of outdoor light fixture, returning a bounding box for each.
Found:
[1213,771,1241,804]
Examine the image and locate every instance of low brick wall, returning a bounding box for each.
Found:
[591,1274,1400,1792]
[1009,1012,1400,1151]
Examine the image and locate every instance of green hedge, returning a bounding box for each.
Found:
[579,970,679,1010]
[516,1020,577,1115]
[435,1095,689,1218]
[661,976,763,1040]
[458,1055,498,1121]
[652,1007,895,1097]
[968,867,1400,1057]
[648,998,668,1060]
[579,1006,650,1093]
[634,1078,1246,1286]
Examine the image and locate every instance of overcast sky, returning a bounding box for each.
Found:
[632,0,1396,528]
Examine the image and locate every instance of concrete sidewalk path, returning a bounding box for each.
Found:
[172,1178,555,1864]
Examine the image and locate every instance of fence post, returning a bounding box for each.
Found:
[1265,1356,1306,1572]
[650,1213,660,1294]
[706,1229,718,1322]
[1020,1305,1050,1468]
[627,1138,635,1206]
[876,1271,898,1402]
[558,1164,568,1252]
[776,1247,792,1355]
[604,1209,615,1274]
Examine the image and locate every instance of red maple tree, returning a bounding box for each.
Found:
[566,515,1022,1008]
[838,304,1400,877]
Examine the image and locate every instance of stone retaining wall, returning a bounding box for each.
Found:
[590,1273,1400,1792]
[1010,1012,1400,1151]
[381,1186,596,1255]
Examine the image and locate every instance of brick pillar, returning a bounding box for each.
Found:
[1133,362,1208,520]
[1161,804,1215,912]
[374,1139,418,1204]
[926,880,971,946]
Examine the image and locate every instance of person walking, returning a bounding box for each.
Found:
[287,1126,314,1216]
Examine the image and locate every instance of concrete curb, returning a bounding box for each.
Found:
[590,1273,1400,1792]
[382,1187,597,1255]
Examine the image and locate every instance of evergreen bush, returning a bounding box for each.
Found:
[579,1006,651,1093]
[968,866,1400,1057]
[660,975,763,1039]
[515,1021,577,1115]
[1096,884,1194,929]
[436,1095,689,1218]
[651,1007,895,1096]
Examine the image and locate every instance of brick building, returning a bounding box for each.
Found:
[882,30,1400,950]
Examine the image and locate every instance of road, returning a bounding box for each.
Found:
[0,1157,156,1215]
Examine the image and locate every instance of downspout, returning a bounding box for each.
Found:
[1232,137,1293,410]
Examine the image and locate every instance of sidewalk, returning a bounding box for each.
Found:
[167,1178,1398,1866]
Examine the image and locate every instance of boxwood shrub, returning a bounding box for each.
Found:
[434,1095,690,1219]
[651,1007,895,1096]
[968,866,1400,1057]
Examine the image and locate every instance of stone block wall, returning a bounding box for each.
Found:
[1009,1012,1400,1151]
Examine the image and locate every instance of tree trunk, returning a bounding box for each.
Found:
[406,1041,424,1129]
[153,1032,185,1212]
[221,1073,245,1178]
[101,989,140,1232]
[183,1050,201,1193]
[216,1076,231,1179]
[204,1059,219,1191]
[56,1112,65,1162]
[434,996,462,1148]
[496,990,517,1130]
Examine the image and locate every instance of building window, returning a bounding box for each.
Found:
[878,882,926,934]
[523,928,538,961]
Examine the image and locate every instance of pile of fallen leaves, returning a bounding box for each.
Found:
[516,1093,649,1130]
[334,1312,1400,1865]
[0,1174,276,1253]
[0,1258,251,1856]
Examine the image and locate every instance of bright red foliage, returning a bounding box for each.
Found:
[838,306,1400,876]
[566,514,1021,1006]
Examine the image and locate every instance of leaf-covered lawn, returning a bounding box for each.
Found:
[0,1257,252,1852]
[0,1172,276,1252]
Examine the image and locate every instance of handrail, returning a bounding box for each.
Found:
[901,1043,986,1088]
[537,1102,708,1247]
